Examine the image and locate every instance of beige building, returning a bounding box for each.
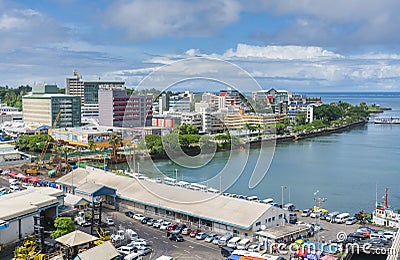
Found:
[224,109,285,131]
[23,84,81,127]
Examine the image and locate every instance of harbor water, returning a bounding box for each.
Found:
[114,92,400,215]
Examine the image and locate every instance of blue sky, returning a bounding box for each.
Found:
[1,0,400,91]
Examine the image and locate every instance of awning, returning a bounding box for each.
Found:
[21,176,31,181]
[29,177,41,183]
[295,249,308,257]
[320,255,338,260]
[55,230,98,247]
[39,180,48,185]
[8,172,18,177]
[15,173,26,178]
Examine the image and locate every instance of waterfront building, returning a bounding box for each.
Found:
[57,168,289,238]
[98,89,152,127]
[66,70,125,118]
[223,109,285,131]
[0,187,63,246]
[23,84,81,127]
[181,112,203,130]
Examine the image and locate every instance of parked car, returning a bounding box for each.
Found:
[368,238,387,246]
[205,233,218,242]
[133,238,150,246]
[117,246,137,256]
[213,236,222,245]
[134,214,145,221]
[310,210,322,218]
[383,230,395,240]
[125,211,135,218]
[167,224,177,231]
[153,219,164,228]
[346,217,358,225]
[248,244,261,252]
[169,234,184,242]
[141,217,151,224]
[181,228,192,235]
[348,232,365,240]
[195,232,208,240]
[160,222,171,230]
[176,224,187,232]
[190,229,201,238]
[138,247,152,256]
[106,217,114,226]
[369,232,388,243]
[301,209,311,217]
[320,213,328,220]
[147,219,156,226]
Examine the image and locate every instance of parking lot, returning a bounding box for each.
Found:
[81,209,224,259]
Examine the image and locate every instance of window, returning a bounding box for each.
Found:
[272,217,275,221]
[279,214,283,219]
[256,221,261,226]
[266,218,271,223]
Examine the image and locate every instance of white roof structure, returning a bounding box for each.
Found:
[55,230,98,247]
[64,193,90,207]
[255,224,309,240]
[57,168,275,230]
[75,241,119,260]
[0,187,62,221]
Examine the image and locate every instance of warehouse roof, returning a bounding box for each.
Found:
[57,168,281,230]
[255,224,309,240]
[76,182,116,197]
[0,187,61,221]
[75,241,119,260]
[64,193,90,207]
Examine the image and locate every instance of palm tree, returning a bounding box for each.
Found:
[108,134,121,163]
[88,140,96,151]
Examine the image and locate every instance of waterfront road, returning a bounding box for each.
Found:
[80,210,223,260]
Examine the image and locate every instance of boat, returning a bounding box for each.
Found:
[372,188,400,228]
[374,117,400,124]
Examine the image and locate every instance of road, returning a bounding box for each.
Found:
[82,210,223,260]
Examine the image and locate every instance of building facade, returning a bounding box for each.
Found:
[98,89,152,127]
[23,84,81,127]
[66,71,125,118]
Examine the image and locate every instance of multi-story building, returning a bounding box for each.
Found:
[223,109,285,131]
[0,103,22,123]
[98,89,152,127]
[23,84,81,127]
[66,71,125,118]
[219,89,242,107]
[180,112,203,130]
[169,96,191,112]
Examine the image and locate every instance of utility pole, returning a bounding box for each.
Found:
[281,186,287,208]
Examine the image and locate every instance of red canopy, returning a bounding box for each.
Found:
[29,177,41,183]
[321,255,338,260]
[21,176,31,181]
[295,249,308,257]
[8,172,18,177]
[15,173,26,178]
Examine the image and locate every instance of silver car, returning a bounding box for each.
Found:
[205,233,217,242]
[212,236,221,245]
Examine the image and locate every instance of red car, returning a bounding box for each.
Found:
[189,229,201,238]
[167,224,177,231]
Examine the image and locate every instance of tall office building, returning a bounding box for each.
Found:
[23,84,81,127]
[98,89,153,127]
[66,71,125,118]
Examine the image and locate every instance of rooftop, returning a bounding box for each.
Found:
[75,241,119,260]
[57,168,276,230]
[0,187,63,221]
[255,224,309,240]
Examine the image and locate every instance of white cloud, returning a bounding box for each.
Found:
[101,0,241,40]
[223,44,343,60]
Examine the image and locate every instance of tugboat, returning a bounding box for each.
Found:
[373,188,400,228]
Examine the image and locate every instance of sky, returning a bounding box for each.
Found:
[1,0,400,92]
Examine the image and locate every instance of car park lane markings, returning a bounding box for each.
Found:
[188,245,194,248]
[144,232,149,235]
[163,240,168,244]
[184,250,190,254]
[172,245,179,248]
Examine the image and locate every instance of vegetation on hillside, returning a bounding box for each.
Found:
[0,85,31,110]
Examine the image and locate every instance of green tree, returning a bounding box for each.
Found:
[179,124,199,135]
[108,134,121,163]
[50,217,76,239]
[295,111,307,125]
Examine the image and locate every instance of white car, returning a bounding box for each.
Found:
[301,209,311,217]
[106,217,114,226]
[133,238,150,246]
[152,219,164,228]
[160,222,171,230]
[248,244,260,252]
[134,214,145,221]
[345,217,357,225]
[310,210,322,218]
